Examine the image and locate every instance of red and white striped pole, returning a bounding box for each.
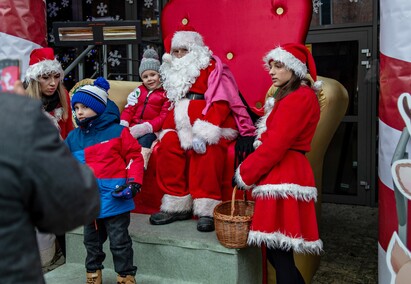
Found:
[379,0,411,282]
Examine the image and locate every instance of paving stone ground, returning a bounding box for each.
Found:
[44,203,379,283]
[312,203,378,284]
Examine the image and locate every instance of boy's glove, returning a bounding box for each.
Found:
[111,183,141,200]
[192,137,206,154]
[130,122,152,138]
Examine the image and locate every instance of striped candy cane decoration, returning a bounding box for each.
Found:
[379,0,411,283]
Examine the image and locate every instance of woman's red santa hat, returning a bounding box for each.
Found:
[24,47,64,83]
[263,43,322,91]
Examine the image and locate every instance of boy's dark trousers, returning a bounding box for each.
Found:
[84,212,137,276]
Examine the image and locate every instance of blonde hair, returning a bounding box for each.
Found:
[26,79,69,121]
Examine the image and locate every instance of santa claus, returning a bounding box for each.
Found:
[148,25,256,232]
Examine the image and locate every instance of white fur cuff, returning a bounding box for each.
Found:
[160,194,193,213]
[234,166,254,190]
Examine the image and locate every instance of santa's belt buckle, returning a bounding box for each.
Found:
[185,92,205,100]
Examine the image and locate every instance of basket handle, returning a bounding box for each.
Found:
[231,186,248,217]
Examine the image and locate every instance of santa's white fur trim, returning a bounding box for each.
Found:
[158,129,175,141]
[252,183,317,202]
[162,53,172,63]
[160,194,193,213]
[192,119,238,145]
[25,59,64,82]
[172,31,204,50]
[263,48,307,79]
[193,198,221,217]
[234,166,254,190]
[248,230,323,254]
[174,99,193,150]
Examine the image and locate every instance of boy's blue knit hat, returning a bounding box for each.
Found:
[71,77,110,115]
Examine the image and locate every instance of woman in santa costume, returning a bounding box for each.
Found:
[234,43,323,283]
[24,47,73,139]
[24,47,74,263]
[149,25,256,232]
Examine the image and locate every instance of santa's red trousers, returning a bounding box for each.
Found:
[156,131,231,201]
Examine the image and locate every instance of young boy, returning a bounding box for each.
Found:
[120,49,170,169]
[65,77,144,284]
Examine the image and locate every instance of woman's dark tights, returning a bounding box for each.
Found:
[266,248,305,284]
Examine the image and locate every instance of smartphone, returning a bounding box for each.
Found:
[0,59,20,92]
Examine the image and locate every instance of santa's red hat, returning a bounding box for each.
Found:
[171,24,205,50]
[24,47,64,82]
[162,24,209,63]
[263,43,321,90]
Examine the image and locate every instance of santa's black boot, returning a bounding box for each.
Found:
[149,211,192,225]
[197,216,215,232]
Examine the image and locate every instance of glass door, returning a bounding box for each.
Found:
[307,28,376,205]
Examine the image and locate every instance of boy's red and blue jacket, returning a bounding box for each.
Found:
[65,100,144,219]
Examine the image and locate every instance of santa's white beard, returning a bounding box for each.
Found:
[160,47,211,103]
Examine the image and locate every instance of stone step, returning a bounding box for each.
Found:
[45,213,262,284]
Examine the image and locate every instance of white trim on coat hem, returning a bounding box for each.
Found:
[248,230,323,255]
[252,183,317,202]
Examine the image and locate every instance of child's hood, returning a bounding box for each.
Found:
[91,98,121,129]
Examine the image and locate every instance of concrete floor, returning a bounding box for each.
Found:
[44,202,379,283]
[312,203,378,284]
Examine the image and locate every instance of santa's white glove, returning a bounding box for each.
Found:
[126,90,140,107]
[192,137,206,154]
[120,120,129,127]
[130,122,152,138]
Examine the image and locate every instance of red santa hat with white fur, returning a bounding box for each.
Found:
[162,24,211,63]
[263,43,322,91]
[24,47,64,83]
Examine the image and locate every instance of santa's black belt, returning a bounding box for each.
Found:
[290,149,306,155]
[185,92,205,100]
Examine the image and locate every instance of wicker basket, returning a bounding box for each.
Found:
[214,186,254,249]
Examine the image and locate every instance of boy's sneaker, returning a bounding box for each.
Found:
[117,274,136,284]
[86,270,102,284]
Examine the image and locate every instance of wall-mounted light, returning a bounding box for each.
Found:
[53,20,141,46]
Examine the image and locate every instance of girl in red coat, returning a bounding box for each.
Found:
[120,49,170,169]
[24,47,73,139]
[234,43,323,284]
